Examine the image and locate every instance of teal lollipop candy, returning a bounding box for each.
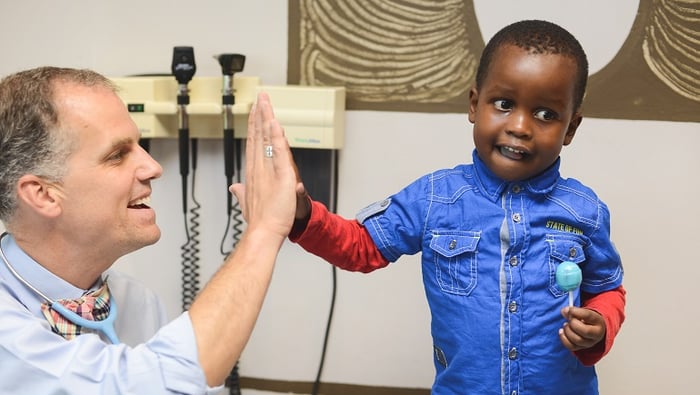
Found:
[556,261,582,307]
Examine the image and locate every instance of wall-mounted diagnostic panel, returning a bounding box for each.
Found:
[110,76,259,139]
[259,85,345,149]
[110,76,346,149]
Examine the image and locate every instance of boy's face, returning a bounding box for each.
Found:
[468,44,582,182]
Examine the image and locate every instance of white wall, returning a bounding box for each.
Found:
[1,1,698,393]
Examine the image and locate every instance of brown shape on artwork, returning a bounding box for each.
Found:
[288,0,484,113]
[584,0,699,122]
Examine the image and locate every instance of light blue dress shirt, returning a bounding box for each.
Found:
[0,234,223,394]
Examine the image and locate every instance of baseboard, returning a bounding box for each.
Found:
[239,376,430,395]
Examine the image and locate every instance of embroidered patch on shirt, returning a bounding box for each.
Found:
[355,198,392,224]
[545,220,583,235]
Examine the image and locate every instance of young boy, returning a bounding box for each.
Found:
[290,20,625,394]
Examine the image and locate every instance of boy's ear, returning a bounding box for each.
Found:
[468,86,479,124]
[16,175,63,218]
[563,112,583,146]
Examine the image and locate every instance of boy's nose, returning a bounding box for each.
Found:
[505,111,532,139]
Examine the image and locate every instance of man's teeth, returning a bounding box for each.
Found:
[129,196,151,207]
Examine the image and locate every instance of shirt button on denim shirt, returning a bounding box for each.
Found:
[509,256,518,266]
[508,301,518,313]
[508,348,518,360]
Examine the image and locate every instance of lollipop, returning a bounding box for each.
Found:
[555,261,582,307]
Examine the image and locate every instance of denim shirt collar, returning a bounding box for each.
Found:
[471,149,560,202]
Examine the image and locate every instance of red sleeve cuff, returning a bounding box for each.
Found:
[575,285,627,365]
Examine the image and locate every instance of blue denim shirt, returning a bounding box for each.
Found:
[360,150,623,395]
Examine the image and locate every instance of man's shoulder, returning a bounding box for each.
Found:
[104,269,163,304]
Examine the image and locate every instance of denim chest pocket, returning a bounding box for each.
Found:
[429,231,480,296]
[547,235,586,297]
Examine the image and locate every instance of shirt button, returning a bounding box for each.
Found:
[512,213,521,223]
[569,247,577,258]
[509,256,518,267]
[508,301,518,313]
[448,239,457,250]
[511,391,517,395]
[380,199,390,207]
[511,185,521,193]
[508,347,518,360]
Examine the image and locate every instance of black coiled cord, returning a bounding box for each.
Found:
[220,139,245,257]
[220,201,244,257]
[222,138,244,395]
[181,140,201,311]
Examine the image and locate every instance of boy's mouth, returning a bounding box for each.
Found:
[499,145,526,160]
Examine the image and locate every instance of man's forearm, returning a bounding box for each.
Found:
[188,228,284,386]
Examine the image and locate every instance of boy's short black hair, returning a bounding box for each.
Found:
[475,20,589,111]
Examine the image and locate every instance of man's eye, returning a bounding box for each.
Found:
[534,109,558,121]
[108,149,127,162]
[494,99,513,111]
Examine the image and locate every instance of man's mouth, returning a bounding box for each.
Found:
[128,196,152,209]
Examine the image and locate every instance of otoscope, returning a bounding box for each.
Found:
[172,46,196,215]
[215,53,246,216]
[172,47,201,311]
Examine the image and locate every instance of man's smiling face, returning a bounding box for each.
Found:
[52,81,163,259]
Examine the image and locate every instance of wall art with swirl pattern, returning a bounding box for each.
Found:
[287,0,699,121]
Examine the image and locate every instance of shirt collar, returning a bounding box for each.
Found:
[471,149,561,201]
[0,233,100,310]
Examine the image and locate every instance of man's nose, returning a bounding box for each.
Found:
[136,146,163,180]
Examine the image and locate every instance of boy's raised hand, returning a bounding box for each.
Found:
[295,186,311,222]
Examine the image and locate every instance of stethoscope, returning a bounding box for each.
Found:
[0,233,120,344]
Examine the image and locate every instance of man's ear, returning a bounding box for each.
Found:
[468,86,479,124]
[16,175,63,218]
[563,112,582,146]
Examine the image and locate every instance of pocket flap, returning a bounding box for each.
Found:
[548,237,585,264]
[430,233,480,258]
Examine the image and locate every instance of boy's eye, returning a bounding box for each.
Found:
[534,109,558,121]
[494,99,513,111]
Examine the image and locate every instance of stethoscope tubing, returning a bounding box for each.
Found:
[0,232,120,344]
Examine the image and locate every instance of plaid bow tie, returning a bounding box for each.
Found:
[40,281,111,340]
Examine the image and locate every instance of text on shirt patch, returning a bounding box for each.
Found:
[546,221,583,235]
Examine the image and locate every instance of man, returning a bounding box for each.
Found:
[0,66,298,393]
